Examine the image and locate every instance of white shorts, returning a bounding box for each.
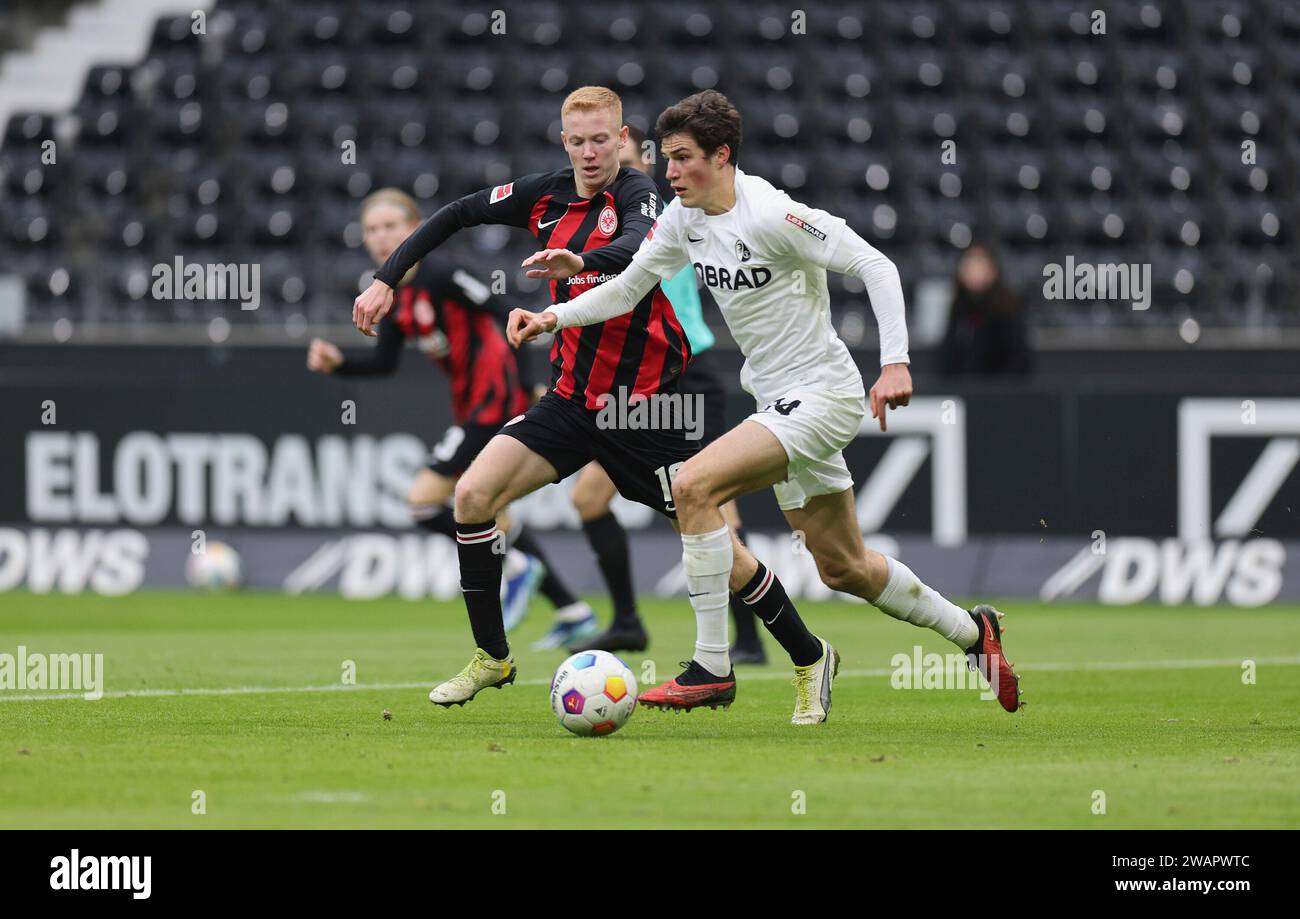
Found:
[745,383,867,510]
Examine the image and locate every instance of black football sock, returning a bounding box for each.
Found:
[729,527,762,646]
[736,561,821,667]
[412,504,457,538]
[511,526,580,609]
[729,594,762,645]
[581,512,642,630]
[456,519,509,660]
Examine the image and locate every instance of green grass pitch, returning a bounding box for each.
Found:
[3,591,1298,828]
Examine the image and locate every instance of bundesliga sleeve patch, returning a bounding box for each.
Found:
[489,182,514,203]
[785,212,826,241]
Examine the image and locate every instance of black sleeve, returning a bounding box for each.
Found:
[334,314,404,376]
[420,257,546,389]
[416,255,514,325]
[374,173,549,287]
[576,169,659,275]
[445,263,514,324]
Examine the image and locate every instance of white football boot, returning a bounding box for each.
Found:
[429,648,516,707]
[790,638,840,725]
[530,601,599,651]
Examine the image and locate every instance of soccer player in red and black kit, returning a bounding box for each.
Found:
[354,86,828,709]
[352,87,691,704]
[312,189,594,640]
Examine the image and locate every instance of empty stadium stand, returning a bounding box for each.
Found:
[1,0,1296,337]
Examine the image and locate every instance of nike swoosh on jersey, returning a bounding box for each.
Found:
[687,234,704,242]
[538,217,562,229]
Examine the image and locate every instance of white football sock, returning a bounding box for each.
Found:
[872,557,978,649]
[681,525,733,677]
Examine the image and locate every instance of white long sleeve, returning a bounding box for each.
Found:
[826,229,910,366]
[547,263,661,330]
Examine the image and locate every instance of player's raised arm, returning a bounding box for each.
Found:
[507,260,662,346]
[353,174,544,335]
[376,174,545,286]
[520,195,692,337]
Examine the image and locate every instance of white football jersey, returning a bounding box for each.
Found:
[630,169,863,401]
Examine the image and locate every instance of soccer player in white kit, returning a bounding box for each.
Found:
[510,91,1021,723]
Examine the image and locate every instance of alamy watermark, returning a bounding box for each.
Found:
[890,645,1000,702]
[152,256,261,310]
[50,850,150,899]
[1042,256,1151,310]
[0,645,104,700]
[595,386,704,441]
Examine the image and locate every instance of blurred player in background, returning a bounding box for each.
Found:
[513,91,1021,723]
[310,188,595,639]
[568,124,768,664]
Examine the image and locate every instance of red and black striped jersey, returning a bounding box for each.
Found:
[375,167,691,410]
[338,259,529,427]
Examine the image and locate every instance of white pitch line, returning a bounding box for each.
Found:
[3,655,1299,703]
[0,681,433,703]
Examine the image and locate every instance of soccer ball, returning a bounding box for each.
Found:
[550,650,638,736]
[185,541,242,590]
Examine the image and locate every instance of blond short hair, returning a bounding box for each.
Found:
[561,85,622,126]
[360,187,422,222]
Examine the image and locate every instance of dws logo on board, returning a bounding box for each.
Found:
[1043,398,1299,607]
[1041,535,1284,606]
[0,528,147,594]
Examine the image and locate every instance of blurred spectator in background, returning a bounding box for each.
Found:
[939,242,1031,377]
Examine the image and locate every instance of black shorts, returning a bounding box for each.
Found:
[676,348,730,448]
[500,392,701,517]
[426,423,500,477]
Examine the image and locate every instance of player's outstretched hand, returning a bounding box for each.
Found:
[869,363,912,432]
[522,248,584,280]
[507,308,559,348]
[353,279,394,337]
[307,337,343,373]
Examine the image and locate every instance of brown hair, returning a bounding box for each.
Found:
[360,188,422,222]
[561,85,623,126]
[655,90,742,165]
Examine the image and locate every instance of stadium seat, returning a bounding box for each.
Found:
[1,0,1295,331]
